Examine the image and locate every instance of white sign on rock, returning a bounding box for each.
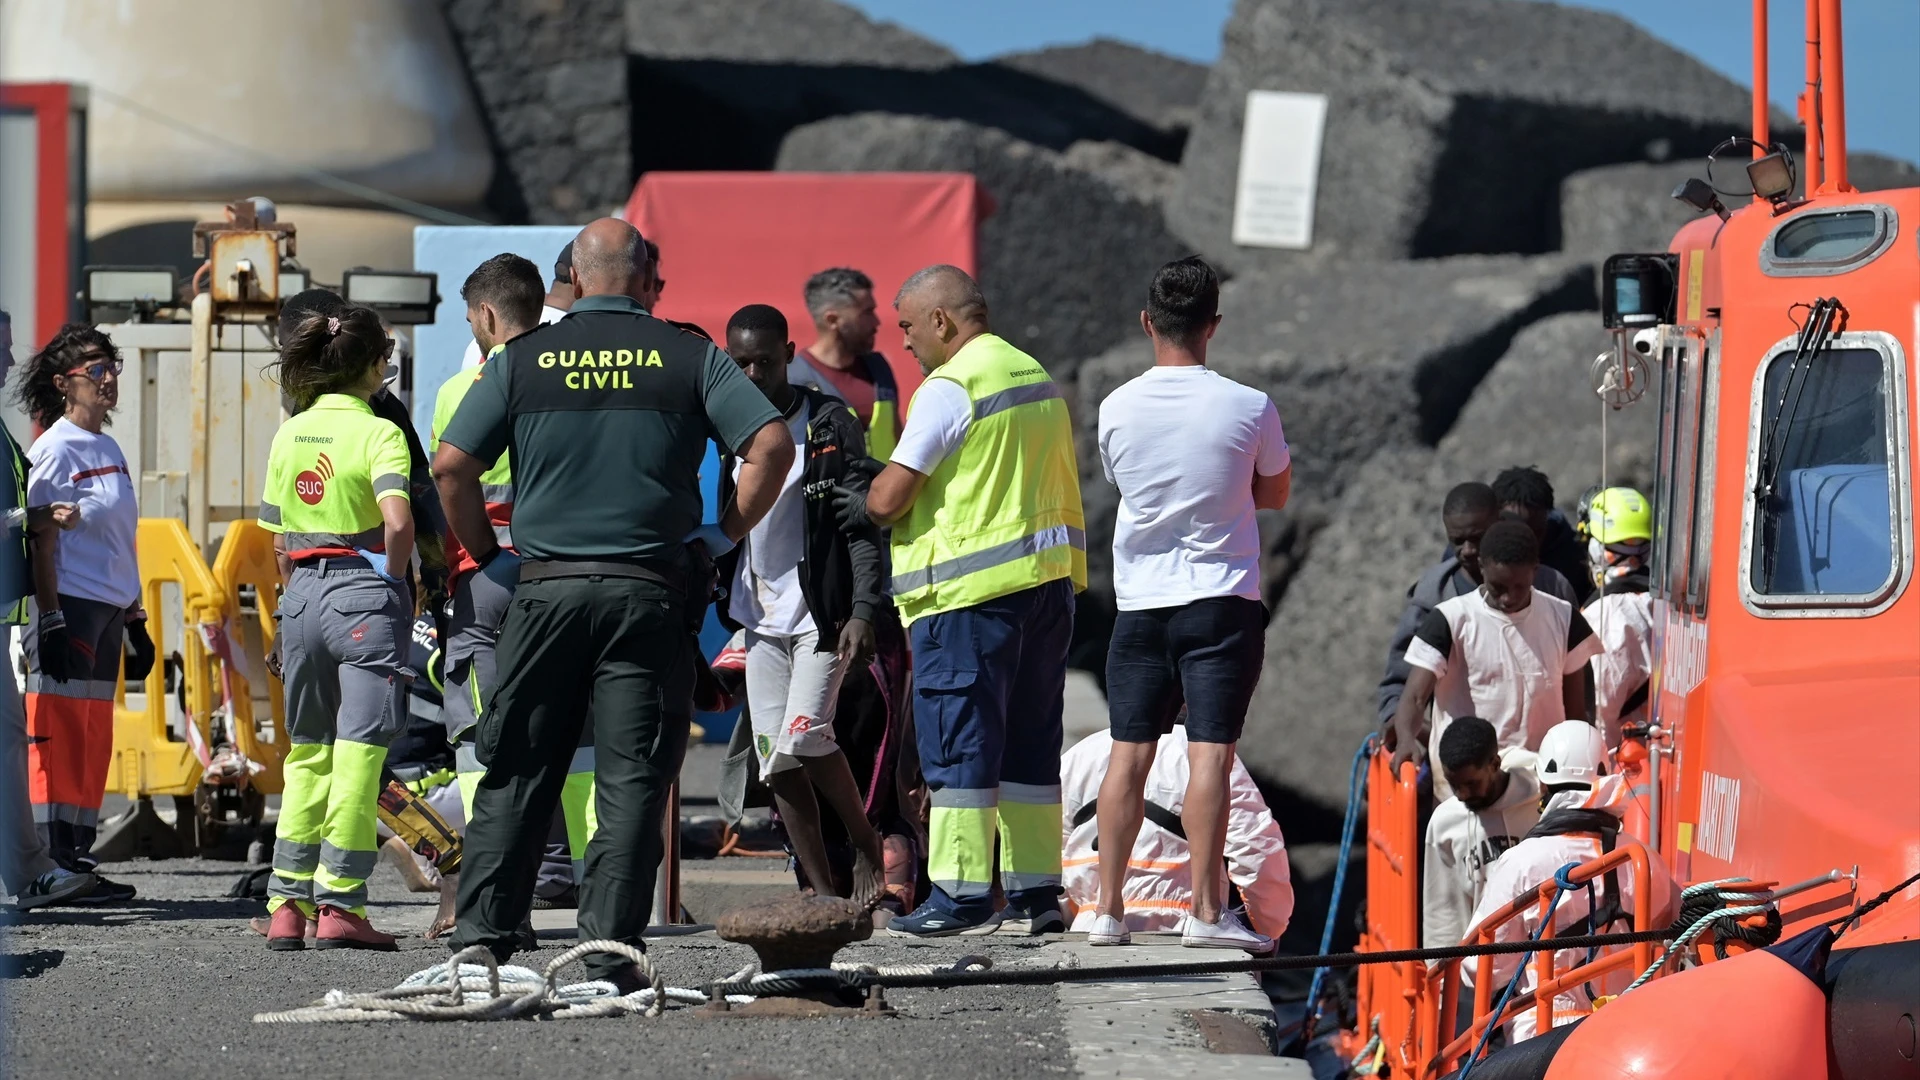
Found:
[1231,90,1328,251]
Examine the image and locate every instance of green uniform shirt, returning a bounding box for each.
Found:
[438,294,779,562]
[259,393,412,556]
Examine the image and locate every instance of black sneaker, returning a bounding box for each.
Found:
[531,885,577,910]
[71,875,136,904]
[514,917,539,952]
[13,867,97,909]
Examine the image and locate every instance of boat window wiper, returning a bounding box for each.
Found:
[1754,297,1843,502]
[1753,297,1842,592]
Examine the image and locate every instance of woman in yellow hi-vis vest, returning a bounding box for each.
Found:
[831,266,1086,937]
[257,305,414,951]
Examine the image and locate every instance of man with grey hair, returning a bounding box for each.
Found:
[790,268,902,460]
[830,265,1085,937]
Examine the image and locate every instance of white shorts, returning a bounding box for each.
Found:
[745,628,845,775]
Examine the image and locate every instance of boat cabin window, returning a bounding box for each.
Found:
[1745,338,1909,612]
[1761,205,1898,277]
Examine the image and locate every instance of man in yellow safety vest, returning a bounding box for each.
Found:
[831,264,1085,936]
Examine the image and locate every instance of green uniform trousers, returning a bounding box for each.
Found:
[450,574,690,979]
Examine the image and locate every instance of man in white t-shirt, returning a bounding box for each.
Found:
[1388,520,1601,785]
[1089,256,1292,953]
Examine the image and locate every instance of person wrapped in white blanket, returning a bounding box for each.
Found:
[1461,721,1678,1042]
[1060,725,1292,942]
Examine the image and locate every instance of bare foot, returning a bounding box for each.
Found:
[426,874,459,939]
[381,836,439,894]
[851,843,886,912]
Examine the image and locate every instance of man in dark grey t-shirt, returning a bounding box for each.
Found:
[435,218,791,987]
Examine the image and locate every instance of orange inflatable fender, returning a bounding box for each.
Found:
[1543,943,1829,1079]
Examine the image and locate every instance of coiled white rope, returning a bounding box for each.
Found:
[252,942,1013,1023]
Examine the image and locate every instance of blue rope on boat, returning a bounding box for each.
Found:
[1304,734,1374,1041]
[1457,862,1580,1080]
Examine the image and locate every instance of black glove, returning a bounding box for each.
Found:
[845,456,885,482]
[830,484,873,534]
[265,631,284,681]
[124,619,156,682]
[37,610,72,684]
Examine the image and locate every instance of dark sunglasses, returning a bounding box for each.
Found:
[64,357,123,382]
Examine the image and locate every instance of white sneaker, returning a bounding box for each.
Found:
[1086,914,1131,946]
[1181,910,1273,953]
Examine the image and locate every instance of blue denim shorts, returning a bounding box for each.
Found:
[1105,595,1267,744]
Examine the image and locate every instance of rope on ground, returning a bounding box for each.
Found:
[252,945,1008,1023]
[254,941,672,1023]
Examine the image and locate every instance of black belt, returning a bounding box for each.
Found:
[294,555,374,573]
[518,558,682,591]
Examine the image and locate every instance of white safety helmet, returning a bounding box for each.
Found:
[1535,721,1609,788]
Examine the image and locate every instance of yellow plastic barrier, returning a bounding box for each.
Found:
[209,519,287,793]
[106,518,228,799]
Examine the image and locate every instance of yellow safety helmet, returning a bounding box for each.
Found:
[1586,487,1652,544]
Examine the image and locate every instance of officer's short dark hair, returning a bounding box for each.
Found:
[727,304,788,342]
[1145,255,1220,346]
[1480,519,1540,568]
[804,268,873,317]
[553,241,574,286]
[1444,481,1497,517]
[462,253,544,331]
[1493,466,1556,511]
[1438,716,1499,772]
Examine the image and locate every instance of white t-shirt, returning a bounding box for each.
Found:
[1404,587,1600,759]
[459,304,568,369]
[27,418,141,608]
[888,377,971,476]
[727,399,814,637]
[1097,365,1290,610]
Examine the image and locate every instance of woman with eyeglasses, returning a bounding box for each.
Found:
[255,304,413,951]
[16,325,152,900]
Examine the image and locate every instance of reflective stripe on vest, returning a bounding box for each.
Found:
[889,334,1085,624]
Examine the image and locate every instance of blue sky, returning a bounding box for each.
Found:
[844,0,1918,164]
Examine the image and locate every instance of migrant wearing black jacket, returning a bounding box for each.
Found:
[715,385,885,648]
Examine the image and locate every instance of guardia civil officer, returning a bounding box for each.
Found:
[436,218,792,987]
[256,304,415,951]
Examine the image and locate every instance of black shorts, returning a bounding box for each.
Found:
[1105,595,1267,745]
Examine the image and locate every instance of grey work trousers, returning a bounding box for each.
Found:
[0,626,57,898]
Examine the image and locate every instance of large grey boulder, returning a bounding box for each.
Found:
[1062,141,1182,206]
[1437,313,1660,498]
[994,38,1210,137]
[777,113,1187,373]
[1170,0,1757,273]
[626,0,1180,173]
[1240,446,1458,817]
[624,0,956,67]
[1201,255,1595,508]
[442,0,631,222]
[1561,152,1920,258]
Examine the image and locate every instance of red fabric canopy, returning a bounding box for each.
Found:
[626,171,989,410]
